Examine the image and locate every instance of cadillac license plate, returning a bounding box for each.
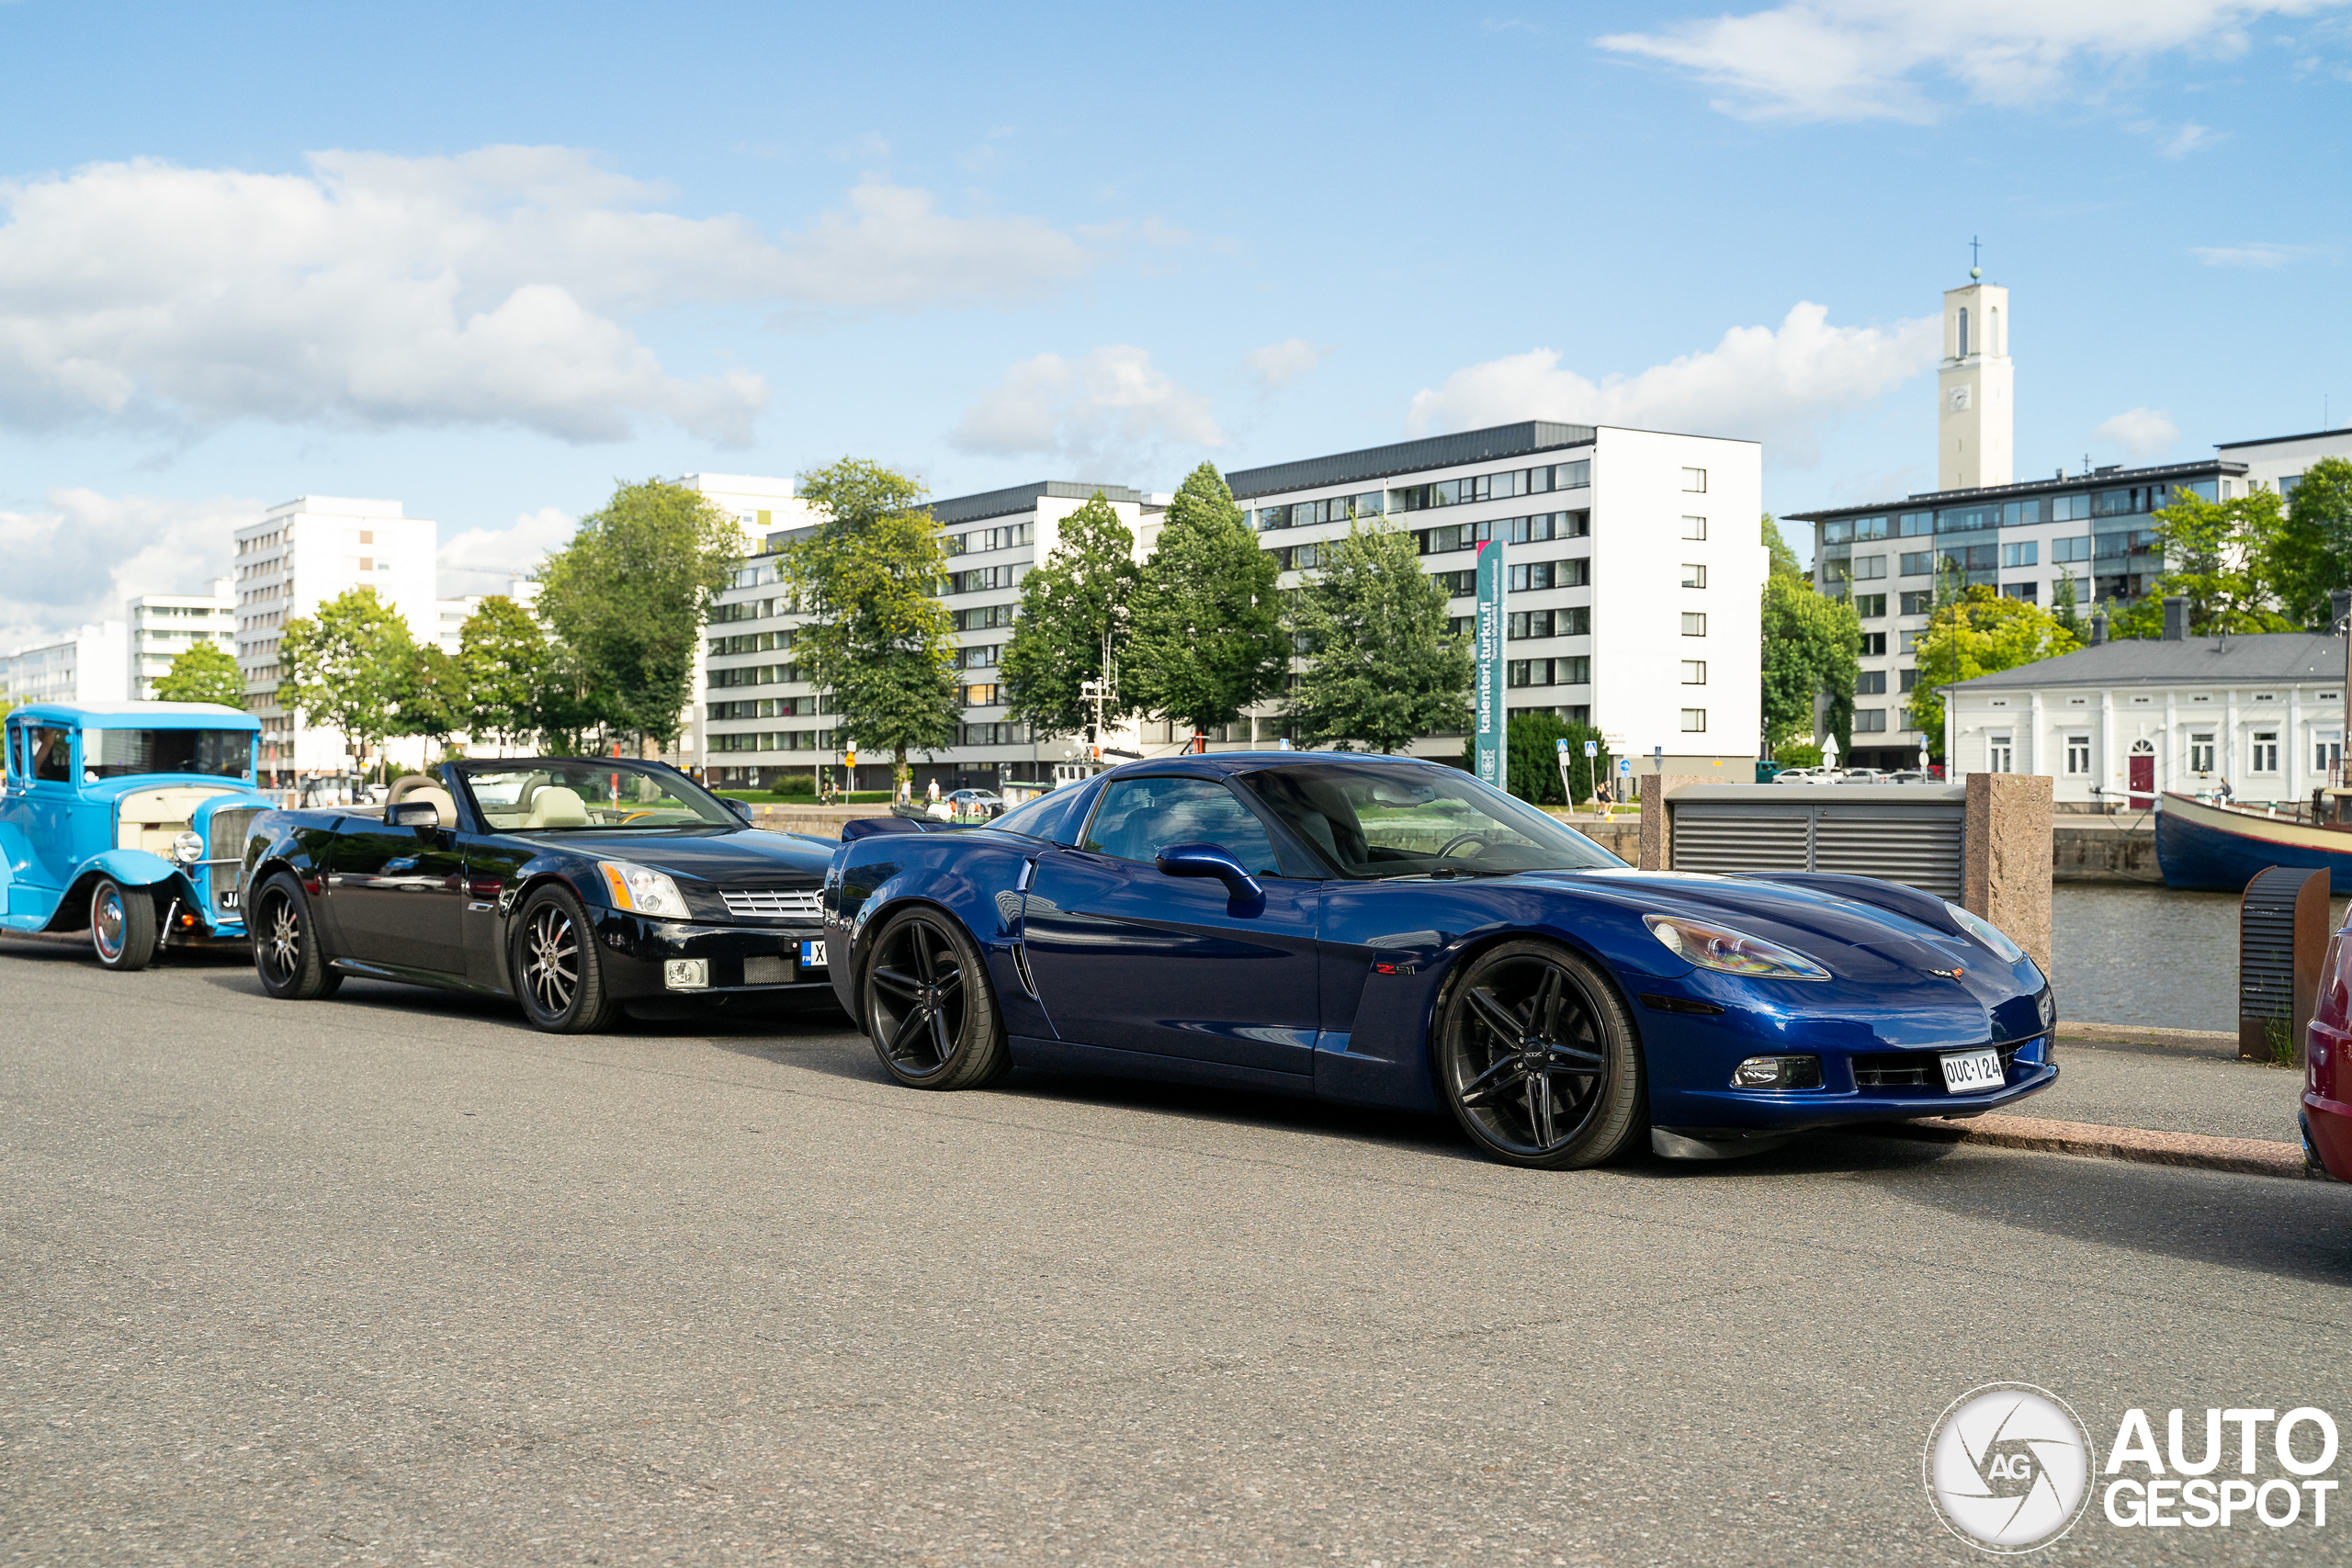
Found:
[799,939,827,970]
[1939,1047,2003,1094]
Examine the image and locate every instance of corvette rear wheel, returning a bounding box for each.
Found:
[1438,941,1645,1169]
[89,877,160,972]
[252,873,343,999]
[513,886,619,1033]
[863,908,1009,1089]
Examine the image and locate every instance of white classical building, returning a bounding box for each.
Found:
[1940,600,2350,809]
[3,622,130,706]
[232,496,440,786]
[127,581,235,699]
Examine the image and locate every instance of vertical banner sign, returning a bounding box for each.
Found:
[1474,540,1507,795]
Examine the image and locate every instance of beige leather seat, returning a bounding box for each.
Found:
[523,785,590,828]
[404,785,457,824]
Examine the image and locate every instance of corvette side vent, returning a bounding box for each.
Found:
[720,888,823,919]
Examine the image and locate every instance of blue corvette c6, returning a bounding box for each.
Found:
[824,752,2057,1168]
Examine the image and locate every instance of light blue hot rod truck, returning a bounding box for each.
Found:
[0,701,275,969]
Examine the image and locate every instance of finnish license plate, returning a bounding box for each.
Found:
[799,939,827,970]
[1939,1047,2004,1094]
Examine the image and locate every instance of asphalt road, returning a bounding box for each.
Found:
[6,938,2352,1566]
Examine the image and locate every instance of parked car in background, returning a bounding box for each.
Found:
[945,789,1006,818]
[0,701,271,969]
[2303,919,2352,1180]
[1772,767,1836,784]
[1882,770,1930,785]
[240,757,838,1031]
[1838,768,1888,784]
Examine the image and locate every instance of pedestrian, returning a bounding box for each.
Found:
[926,777,940,806]
[2218,776,2235,805]
[1595,779,1612,820]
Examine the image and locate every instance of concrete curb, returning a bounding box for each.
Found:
[1861,1111,2315,1180]
[2055,1021,2243,1055]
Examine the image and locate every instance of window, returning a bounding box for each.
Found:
[1901,551,1938,578]
[1497,512,1588,545]
[2065,735,2091,775]
[1854,593,1886,618]
[1680,468,1706,492]
[1681,613,1706,637]
[1899,629,1924,654]
[1679,708,1706,732]
[1855,670,1887,695]
[1899,591,1934,615]
[358,557,372,571]
[1507,657,1592,687]
[1680,563,1707,589]
[1956,306,1969,357]
[2002,582,2038,603]
[1510,560,1589,592]
[1559,606,1590,636]
[960,684,1000,707]
[949,565,1019,594]
[2189,733,2216,773]
[1850,555,1886,581]
[1860,632,1887,657]
[1681,660,1706,684]
[1391,463,1586,513]
[1082,777,1280,874]
[358,530,373,545]
[1987,733,2013,773]
[1681,515,1706,540]
[2253,731,2280,773]
[2317,733,2343,773]
[2002,541,2039,569]
[954,604,1018,632]
[2053,536,2093,564]
[1506,610,1558,639]
[1899,668,1918,693]
[1853,709,1887,733]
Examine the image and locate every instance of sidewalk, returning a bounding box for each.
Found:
[1859,1025,2321,1180]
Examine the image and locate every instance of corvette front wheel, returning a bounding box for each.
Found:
[1437,941,1645,1169]
[862,908,1009,1090]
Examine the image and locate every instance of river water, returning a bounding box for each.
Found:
[2052,884,2351,1032]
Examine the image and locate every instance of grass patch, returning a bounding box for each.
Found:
[2267,1015,2296,1068]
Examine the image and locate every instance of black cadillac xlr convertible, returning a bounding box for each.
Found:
[239,758,836,1030]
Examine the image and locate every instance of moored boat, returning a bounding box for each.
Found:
[2154,789,2352,893]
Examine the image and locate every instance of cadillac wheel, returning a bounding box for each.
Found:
[512,885,619,1033]
[861,908,1009,1090]
[1437,942,1645,1169]
[251,873,342,999]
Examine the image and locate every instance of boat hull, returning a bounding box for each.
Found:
[2154,791,2352,893]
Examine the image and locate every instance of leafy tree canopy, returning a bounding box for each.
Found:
[1001,493,1139,742]
[154,640,245,708]
[536,479,741,749]
[2136,485,2297,637]
[395,642,467,754]
[1126,463,1287,735]
[1759,514,1861,751]
[1763,513,1804,581]
[281,587,415,765]
[1484,709,1616,807]
[458,595,547,750]
[1908,586,2081,752]
[1284,522,1472,753]
[2267,457,2352,628]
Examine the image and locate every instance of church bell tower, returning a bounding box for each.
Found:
[1938,276,2013,491]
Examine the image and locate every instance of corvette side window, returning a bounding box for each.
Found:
[1081,778,1281,876]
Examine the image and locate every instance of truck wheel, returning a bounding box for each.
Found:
[90,878,160,972]
[252,873,343,999]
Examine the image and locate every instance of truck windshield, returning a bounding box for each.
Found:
[81,728,254,780]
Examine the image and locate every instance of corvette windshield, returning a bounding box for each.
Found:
[458,761,736,831]
[1239,761,1623,876]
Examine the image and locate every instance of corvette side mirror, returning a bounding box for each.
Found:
[1156,842,1264,908]
[387,800,441,829]
[726,798,755,822]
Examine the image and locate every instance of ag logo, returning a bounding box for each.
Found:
[1924,1382,2095,1553]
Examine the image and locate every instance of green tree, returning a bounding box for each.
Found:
[784,458,961,793]
[1126,463,1287,737]
[1486,709,1615,807]
[1908,586,2082,753]
[1001,492,1139,743]
[1284,522,1472,752]
[536,479,741,751]
[281,587,415,775]
[2051,570,2084,641]
[395,642,467,762]
[1758,514,1860,752]
[2140,485,2295,636]
[2266,457,2352,627]
[527,643,604,758]
[154,640,246,707]
[458,595,548,751]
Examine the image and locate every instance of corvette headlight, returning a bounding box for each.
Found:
[598,860,691,919]
[1946,902,2026,964]
[170,830,205,865]
[1645,913,1832,982]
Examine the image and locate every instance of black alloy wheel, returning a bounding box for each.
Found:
[251,873,342,999]
[89,876,160,972]
[513,885,619,1033]
[1437,940,1645,1168]
[862,908,1009,1090]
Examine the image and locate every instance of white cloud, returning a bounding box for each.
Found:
[0,149,1104,446]
[2095,406,2180,456]
[2160,120,2223,156]
[0,488,256,650]
[1243,338,1331,391]
[1597,1,2343,123]
[1406,302,1938,464]
[437,506,579,598]
[949,345,1225,468]
[2191,241,2312,266]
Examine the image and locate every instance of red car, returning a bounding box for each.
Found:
[2304,927,2352,1178]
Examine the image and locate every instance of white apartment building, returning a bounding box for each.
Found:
[3,621,130,706]
[1227,422,1765,769]
[2217,427,2352,501]
[232,496,439,786]
[127,581,235,698]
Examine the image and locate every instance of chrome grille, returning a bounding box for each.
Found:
[720,888,822,919]
[207,808,262,908]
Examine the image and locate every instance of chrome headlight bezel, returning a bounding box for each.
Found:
[1946,902,2027,964]
[170,830,205,865]
[598,859,692,920]
[1644,913,1833,983]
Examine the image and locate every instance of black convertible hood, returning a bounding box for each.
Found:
[516,827,831,883]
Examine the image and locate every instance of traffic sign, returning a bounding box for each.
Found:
[1583,739,1599,758]
[1617,757,1632,776]
[1555,738,1569,753]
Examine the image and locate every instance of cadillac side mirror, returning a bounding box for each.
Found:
[387,801,441,829]
[1156,842,1264,907]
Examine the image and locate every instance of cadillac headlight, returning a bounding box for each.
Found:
[1946,902,2027,964]
[598,860,691,919]
[1645,913,1831,982]
[171,830,205,865]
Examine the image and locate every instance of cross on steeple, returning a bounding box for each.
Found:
[1970,235,1982,271]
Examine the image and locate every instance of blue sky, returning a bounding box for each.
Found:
[2,0,2346,643]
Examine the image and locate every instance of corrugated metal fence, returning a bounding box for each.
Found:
[1667,784,1967,900]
